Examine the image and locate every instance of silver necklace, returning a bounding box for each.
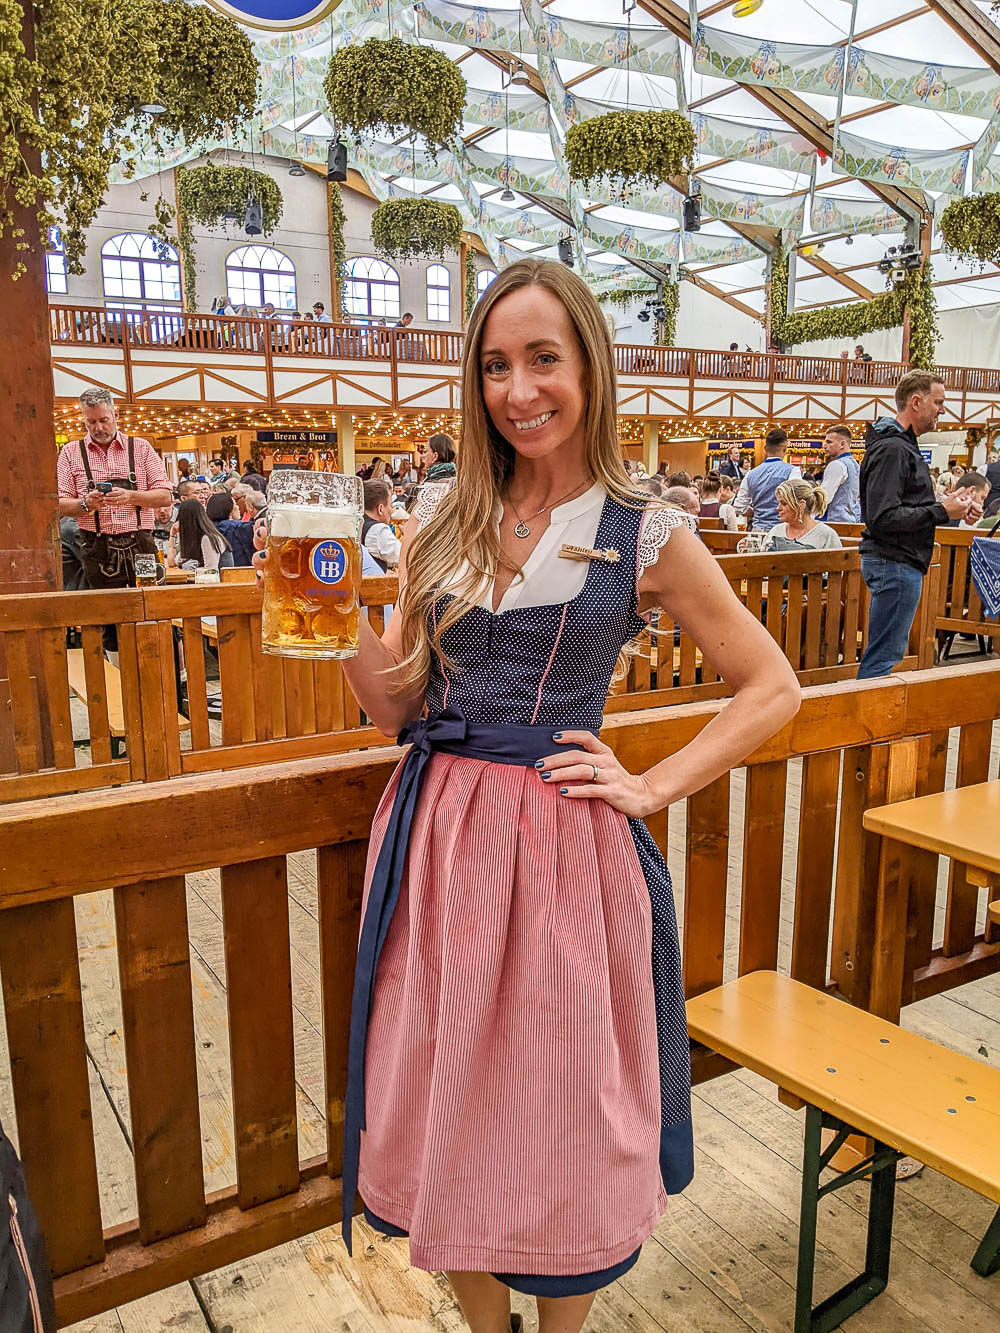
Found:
[505,479,591,538]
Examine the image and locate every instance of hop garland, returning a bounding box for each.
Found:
[0,0,258,279]
[168,165,282,311]
[371,198,462,263]
[770,254,938,369]
[329,181,348,319]
[565,111,694,190]
[464,246,477,320]
[939,195,1000,270]
[325,37,465,161]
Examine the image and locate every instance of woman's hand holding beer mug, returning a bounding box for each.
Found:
[254,496,426,738]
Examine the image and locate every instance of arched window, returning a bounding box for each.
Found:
[426,264,450,322]
[101,232,181,312]
[45,225,68,296]
[476,268,498,297]
[226,245,297,311]
[344,256,400,324]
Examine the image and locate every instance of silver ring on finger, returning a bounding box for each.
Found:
[591,763,599,783]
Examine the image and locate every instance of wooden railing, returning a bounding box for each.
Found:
[0,549,938,800]
[1,662,998,1323]
[611,545,937,707]
[0,578,397,803]
[47,302,1000,396]
[933,526,1000,645]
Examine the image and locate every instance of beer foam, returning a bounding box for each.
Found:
[269,504,361,542]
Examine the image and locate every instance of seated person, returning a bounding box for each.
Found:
[167,498,234,571]
[361,478,402,571]
[206,491,255,566]
[718,477,740,532]
[768,480,843,551]
[698,471,722,518]
[946,472,988,528]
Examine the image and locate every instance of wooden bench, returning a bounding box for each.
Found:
[687,971,1000,1333]
[66,648,190,756]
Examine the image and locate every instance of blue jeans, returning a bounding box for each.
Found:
[858,555,924,679]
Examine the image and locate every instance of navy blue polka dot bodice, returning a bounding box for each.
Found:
[425,494,646,730]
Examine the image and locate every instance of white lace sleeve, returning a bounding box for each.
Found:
[637,504,695,577]
[413,480,454,529]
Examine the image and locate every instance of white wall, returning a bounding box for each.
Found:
[610,277,765,351]
[47,153,483,330]
[786,300,1000,369]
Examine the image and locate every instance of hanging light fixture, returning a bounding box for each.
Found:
[327,137,348,181]
[511,8,531,87]
[500,73,516,204]
[288,55,306,176]
[244,199,263,235]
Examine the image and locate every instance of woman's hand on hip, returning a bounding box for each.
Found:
[536,731,658,819]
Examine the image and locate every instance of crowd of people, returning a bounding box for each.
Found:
[209,295,417,331]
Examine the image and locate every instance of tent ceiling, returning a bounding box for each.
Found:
[162,0,1000,313]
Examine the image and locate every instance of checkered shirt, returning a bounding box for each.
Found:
[56,432,170,533]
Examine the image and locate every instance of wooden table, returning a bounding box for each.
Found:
[863,780,1000,1022]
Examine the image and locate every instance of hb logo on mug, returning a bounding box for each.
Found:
[311,540,347,585]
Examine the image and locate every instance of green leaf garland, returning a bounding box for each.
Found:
[325,37,465,160]
[939,195,1000,269]
[371,198,462,263]
[171,165,283,312]
[0,0,258,278]
[770,254,938,369]
[464,246,477,320]
[329,181,348,320]
[565,111,695,190]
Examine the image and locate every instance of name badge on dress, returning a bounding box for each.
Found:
[558,544,621,564]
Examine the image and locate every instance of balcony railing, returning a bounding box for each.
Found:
[47,303,1000,400]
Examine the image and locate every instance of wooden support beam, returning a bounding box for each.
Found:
[0,0,60,593]
[639,0,930,225]
[685,271,761,321]
[924,0,1000,72]
[802,251,875,301]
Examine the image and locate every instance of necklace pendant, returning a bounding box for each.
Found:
[513,520,530,538]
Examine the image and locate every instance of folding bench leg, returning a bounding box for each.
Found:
[971,1206,1000,1278]
[795,1105,902,1333]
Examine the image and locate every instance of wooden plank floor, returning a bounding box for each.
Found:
[2,711,997,1331]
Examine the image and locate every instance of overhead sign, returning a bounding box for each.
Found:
[206,0,342,30]
[257,430,336,443]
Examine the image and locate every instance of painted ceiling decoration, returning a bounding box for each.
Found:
[114,0,1000,317]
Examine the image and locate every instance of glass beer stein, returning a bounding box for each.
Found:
[261,470,363,660]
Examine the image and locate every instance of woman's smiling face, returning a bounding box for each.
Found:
[479,285,589,465]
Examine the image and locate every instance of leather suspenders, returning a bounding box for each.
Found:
[77,436,141,533]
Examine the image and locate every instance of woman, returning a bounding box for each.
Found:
[718,475,740,531]
[259,260,799,1332]
[698,470,722,518]
[206,490,255,566]
[167,497,233,571]
[768,479,842,550]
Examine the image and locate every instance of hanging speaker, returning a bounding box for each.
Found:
[244,198,263,236]
[327,138,348,182]
[558,236,574,267]
[682,194,701,232]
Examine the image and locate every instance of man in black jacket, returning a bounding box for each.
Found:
[858,371,976,678]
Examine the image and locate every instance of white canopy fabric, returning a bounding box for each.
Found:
[129,0,1000,313]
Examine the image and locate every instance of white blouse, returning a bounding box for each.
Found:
[418,481,690,612]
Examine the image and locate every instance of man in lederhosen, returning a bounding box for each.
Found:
[56,389,172,593]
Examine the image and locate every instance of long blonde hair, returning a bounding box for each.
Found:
[393,258,640,694]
